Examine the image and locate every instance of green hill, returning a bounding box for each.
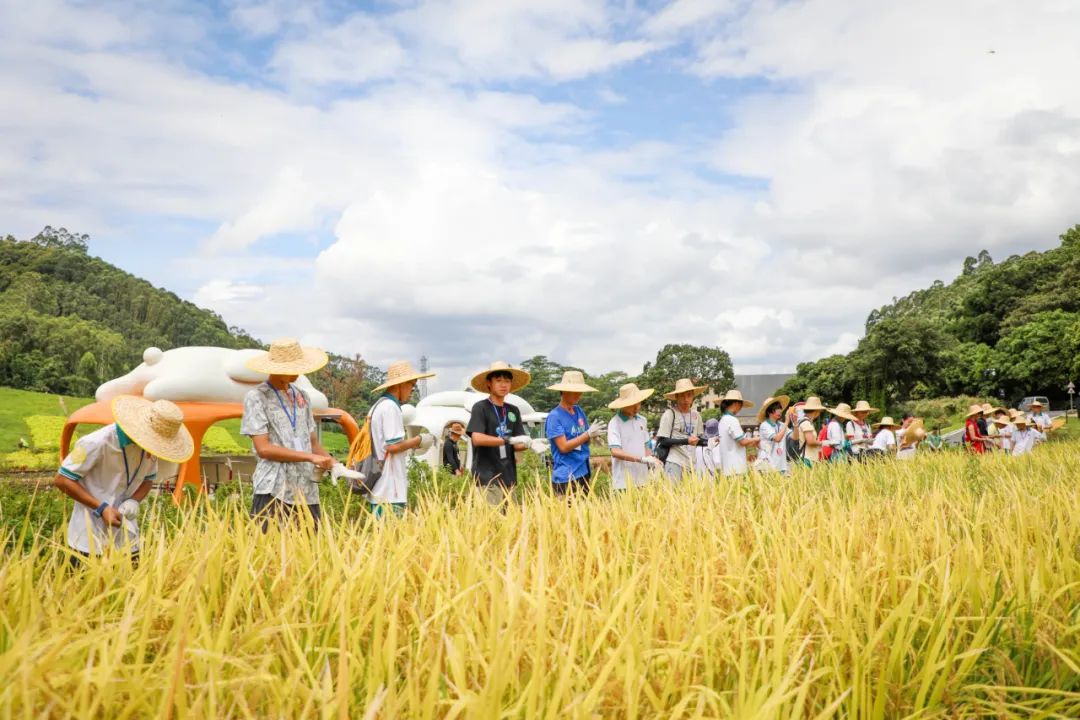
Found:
[0,227,262,397]
[781,225,1080,409]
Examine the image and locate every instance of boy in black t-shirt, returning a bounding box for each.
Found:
[467,361,534,507]
[442,421,466,475]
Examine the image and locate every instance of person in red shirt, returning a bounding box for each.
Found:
[963,404,987,454]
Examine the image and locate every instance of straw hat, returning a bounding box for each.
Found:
[873,416,901,430]
[718,389,755,409]
[992,416,1012,426]
[374,360,436,392]
[663,378,707,400]
[607,383,655,410]
[1030,400,1044,409]
[547,370,597,393]
[964,404,985,418]
[756,395,791,423]
[1012,415,1030,427]
[802,396,827,412]
[980,403,1005,415]
[470,361,531,393]
[901,426,928,449]
[1008,408,1023,419]
[852,400,879,415]
[829,402,857,423]
[111,396,195,463]
[245,338,329,376]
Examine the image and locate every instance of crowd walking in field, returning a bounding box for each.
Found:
[53,337,1059,554]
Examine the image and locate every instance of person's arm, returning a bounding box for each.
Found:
[802,422,820,447]
[310,431,332,460]
[385,436,422,454]
[553,432,589,454]
[251,434,335,470]
[131,478,153,502]
[54,474,123,527]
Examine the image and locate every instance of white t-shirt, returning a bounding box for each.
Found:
[896,428,916,459]
[872,428,896,452]
[713,414,748,476]
[846,420,872,454]
[825,420,846,450]
[1011,428,1045,455]
[998,423,1014,452]
[607,412,650,490]
[758,420,789,473]
[59,424,159,554]
[1029,412,1052,431]
[369,395,408,504]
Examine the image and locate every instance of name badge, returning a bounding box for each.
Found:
[498,444,507,460]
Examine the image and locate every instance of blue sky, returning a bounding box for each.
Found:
[2,0,1078,390]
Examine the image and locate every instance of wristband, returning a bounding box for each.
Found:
[93,501,109,518]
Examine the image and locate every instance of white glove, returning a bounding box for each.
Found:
[587,420,606,439]
[329,462,365,488]
[708,436,720,449]
[642,455,662,469]
[416,433,435,452]
[530,438,549,455]
[118,499,140,519]
[509,435,531,448]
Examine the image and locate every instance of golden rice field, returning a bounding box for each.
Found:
[3,444,1080,718]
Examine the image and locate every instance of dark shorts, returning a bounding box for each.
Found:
[251,494,321,532]
[68,549,139,570]
[552,474,591,497]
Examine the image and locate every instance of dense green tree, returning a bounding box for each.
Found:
[638,343,734,411]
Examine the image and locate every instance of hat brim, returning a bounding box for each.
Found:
[802,403,827,413]
[608,388,655,409]
[829,408,858,423]
[375,371,437,393]
[756,395,791,423]
[663,385,706,400]
[901,430,927,448]
[470,367,531,394]
[111,396,195,464]
[965,408,984,418]
[852,405,879,414]
[245,347,329,376]
[548,382,599,393]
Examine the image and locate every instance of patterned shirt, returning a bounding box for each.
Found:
[241,382,319,505]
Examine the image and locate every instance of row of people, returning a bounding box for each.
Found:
[964,403,1048,455]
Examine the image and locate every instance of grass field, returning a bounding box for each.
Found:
[3,440,1080,717]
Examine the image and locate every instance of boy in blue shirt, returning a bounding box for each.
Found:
[545,370,605,496]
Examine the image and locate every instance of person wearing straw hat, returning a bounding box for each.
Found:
[1028,401,1052,432]
[897,419,926,459]
[962,404,988,454]
[655,378,707,482]
[241,338,336,529]
[990,410,1014,453]
[756,396,790,474]
[606,383,662,490]
[895,414,917,460]
[363,360,437,517]
[545,370,605,496]
[442,421,466,476]
[467,362,534,506]
[797,397,827,464]
[847,400,878,460]
[695,418,720,473]
[870,416,902,455]
[711,390,760,476]
[1009,414,1046,456]
[822,403,857,463]
[55,396,194,566]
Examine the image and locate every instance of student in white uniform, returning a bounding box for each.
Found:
[992,414,1014,453]
[1028,401,1052,432]
[756,395,790,474]
[1010,416,1046,456]
[847,400,878,459]
[55,396,194,566]
[606,383,662,490]
[695,419,720,474]
[870,417,902,456]
[367,361,436,518]
[710,390,759,476]
[823,403,856,462]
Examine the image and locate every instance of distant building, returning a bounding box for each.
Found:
[702,373,795,424]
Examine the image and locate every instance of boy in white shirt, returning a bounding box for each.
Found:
[870,417,902,455]
[1010,416,1046,456]
[367,361,436,518]
[606,383,662,490]
[1028,401,1052,432]
[55,396,193,566]
[847,400,877,459]
[710,390,759,476]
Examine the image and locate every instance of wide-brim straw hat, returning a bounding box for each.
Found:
[112,396,195,463]
[470,361,531,393]
[756,395,791,422]
[663,378,707,400]
[1013,415,1030,427]
[718,389,755,409]
[802,396,827,412]
[873,416,901,430]
[992,416,1012,426]
[245,338,329,376]
[981,403,1005,415]
[547,370,597,393]
[852,400,879,414]
[608,383,655,410]
[901,427,928,448]
[965,404,985,418]
[829,402,857,423]
[374,360,436,392]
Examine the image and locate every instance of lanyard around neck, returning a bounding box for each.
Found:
[268,382,298,430]
[122,445,145,491]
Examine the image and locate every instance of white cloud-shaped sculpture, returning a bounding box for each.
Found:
[95,346,329,408]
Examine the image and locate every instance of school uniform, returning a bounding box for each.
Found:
[758,420,789,474]
[872,428,896,453]
[59,424,158,556]
[1029,412,1052,432]
[1011,427,1046,455]
[368,393,409,514]
[714,412,748,476]
[846,420,872,456]
[607,411,650,490]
